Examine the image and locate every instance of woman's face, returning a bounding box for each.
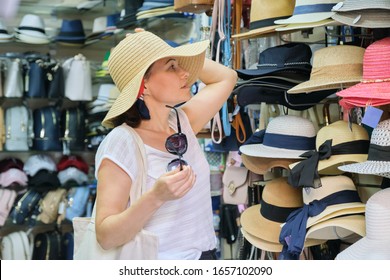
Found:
[144,57,192,104]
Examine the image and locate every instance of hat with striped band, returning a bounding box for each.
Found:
[102,31,209,128]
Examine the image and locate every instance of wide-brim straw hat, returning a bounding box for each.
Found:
[102,31,209,128]
[336,37,390,102]
[336,188,390,260]
[332,9,390,28]
[289,120,369,175]
[304,175,366,228]
[274,0,340,25]
[239,115,317,159]
[306,214,366,240]
[275,18,337,32]
[331,0,390,12]
[288,45,365,94]
[338,119,390,178]
[240,177,326,251]
[231,0,295,40]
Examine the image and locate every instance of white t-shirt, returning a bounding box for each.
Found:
[95,108,216,259]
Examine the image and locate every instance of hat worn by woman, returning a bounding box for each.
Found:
[288,45,365,94]
[102,31,209,128]
[336,187,390,260]
[337,37,390,103]
[338,119,390,178]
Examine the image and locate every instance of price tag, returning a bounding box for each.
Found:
[362,106,383,128]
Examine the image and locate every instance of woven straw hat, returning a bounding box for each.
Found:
[332,0,390,11]
[102,31,209,128]
[239,115,317,159]
[240,177,325,251]
[290,120,369,175]
[338,119,390,178]
[303,175,365,228]
[274,0,339,25]
[275,18,337,32]
[336,187,390,260]
[231,0,295,40]
[288,45,365,94]
[336,37,390,101]
[332,9,390,28]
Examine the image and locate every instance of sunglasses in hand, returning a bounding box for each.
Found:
[165,105,189,172]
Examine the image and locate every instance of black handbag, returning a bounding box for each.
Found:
[60,107,86,151]
[32,231,62,260]
[26,60,46,98]
[47,62,65,99]
[33,106,62,151]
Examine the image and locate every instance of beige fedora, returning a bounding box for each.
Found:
[231,0,295,40]
[102,31,209,128]
[275,18,337,32]
[241,153,298,175]
[289,120,369,180]
[288,45,365,94]
[240,177,325,250]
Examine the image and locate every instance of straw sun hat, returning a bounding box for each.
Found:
[102,31,209,128]
[288,45,365,94]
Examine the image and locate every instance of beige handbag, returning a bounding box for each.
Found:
[222,165,250,205]
[37,188,68,224]
[73,125,159,260]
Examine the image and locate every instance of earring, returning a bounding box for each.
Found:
[135,97,150,120]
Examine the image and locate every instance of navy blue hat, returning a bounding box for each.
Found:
[56,19,86,44]
[236,43,313,80]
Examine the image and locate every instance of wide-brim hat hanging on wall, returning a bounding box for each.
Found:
[102,31,209,128]
[56,19,86,46]
[231,0,296,40]
[331,0,390,28]
[14,14,50,44]
[236,43,312,79]
[240,177,326,252]
[288,45,365,94]
[0,20,13,42]
[336,37,390,102]
[336,187,390,260]
[338,119,390,178]
[241,153,299,175]
[239,115,317,159]
[274,0,340,31]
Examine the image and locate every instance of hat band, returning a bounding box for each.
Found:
[58,31,85,37]
[250,16,290,30]
[263,132,316,151]
[310,63,363,82]
[260,199,301,223]
[367,143,390,161]
[279,189,362,260]
[0,30,9,34]
[18,26,46,34]
[293,4,336,15]
[257,61,311,69]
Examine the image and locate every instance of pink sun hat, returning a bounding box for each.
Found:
[336,37,390,104]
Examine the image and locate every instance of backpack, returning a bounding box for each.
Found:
[5,105,33,151]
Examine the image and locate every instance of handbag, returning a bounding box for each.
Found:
[72,125,159,260]
[1,230,33,260]
[222,165,250,205]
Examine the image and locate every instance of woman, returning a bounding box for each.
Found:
[94,31,237,259]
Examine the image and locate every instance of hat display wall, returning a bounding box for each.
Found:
[14,14,50,44]
[338,119,390,178]
[239,115,317,159]
[336,37,390,104]
[336,187,390,260]
[274,0,339,31]
[279,175,365,259]
[103,31,209,128]
[331,0,390,28]
[288,45,365,94]
[231,0,296,40]
[240,177,325,252]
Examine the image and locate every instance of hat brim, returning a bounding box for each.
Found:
[335,237,390,260]
[275,12,335,24]
[338,160,390,179]
[332,10,390,28]
[231,26,282,40]
[241,154,298,174]
[15,32,50,44]
[306,214,366,240]
[336,81,390,99]
[240,143,312,159]
[287,76,362,94]
[102,39,209,128]
[275,19,337,32]
[236,68,311,80]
